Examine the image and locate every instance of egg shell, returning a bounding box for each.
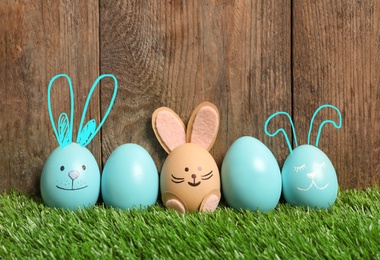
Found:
[41,143,100,210]
[160,143,220,212]
[101,143,159,209]
[282,144,338,209]
[221,136,282,212]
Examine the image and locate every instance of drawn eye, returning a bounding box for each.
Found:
[313,162,326,170]
[293,164,306,173]
[184,167,189,172]
[60,166,65,171]
[82,165,86,171]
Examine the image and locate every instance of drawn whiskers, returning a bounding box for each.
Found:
[171,175,184,184]
[201,171,213,180]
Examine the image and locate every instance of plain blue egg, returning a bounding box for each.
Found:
[101,144,159,209]
[221,136,282,212]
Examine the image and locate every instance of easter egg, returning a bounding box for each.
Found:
[282,145,338,209]
[221,136,282,212]
[41,143,101,210]
[101,144,159,209]
[160,143,221,212]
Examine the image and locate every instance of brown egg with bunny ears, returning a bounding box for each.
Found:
[152,102,221,214]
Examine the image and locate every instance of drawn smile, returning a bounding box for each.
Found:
[297,180,329,191]
[188,181,201,187]
[56,185,88,191]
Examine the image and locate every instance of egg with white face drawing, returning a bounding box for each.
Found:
[282,145,338,209]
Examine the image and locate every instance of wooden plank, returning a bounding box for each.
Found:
[100,1,292,170]
[292,1,380,189]
[0,1,100,195]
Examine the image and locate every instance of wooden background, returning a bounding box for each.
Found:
[0,0,379,196]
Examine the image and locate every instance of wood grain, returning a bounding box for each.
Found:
[1,1,378,194]
[100,0,292,171]
[0,1,100,195]
[292,0,380,189]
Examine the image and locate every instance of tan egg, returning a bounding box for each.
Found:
[161,143,220,212]
[152,102,221,214]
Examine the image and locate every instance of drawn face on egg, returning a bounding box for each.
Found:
[161,143,220,193]
[283,145,336,193]
[41,143,101,209]
[44,144,98,192]
[292,161,329,191]
[171,165,214,187]
[282,145,338,208]
[56,163,88,191]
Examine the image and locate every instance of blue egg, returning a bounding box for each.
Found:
[41,143,101,210]
[101,144,159,209]
[282,145,338,209]
[221,136,282,212]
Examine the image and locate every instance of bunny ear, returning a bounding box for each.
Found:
[264,111,298,154]
[57,113,72,146]
[77,74,118,147]
[47,74,74,148]
[187,102,219,151]
[76,119,96,146]
[152,107,186,153]
[308,104,342,147]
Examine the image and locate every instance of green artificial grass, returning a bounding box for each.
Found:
[1,188,380,259]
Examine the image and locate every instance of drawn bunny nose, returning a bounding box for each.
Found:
[307,172,315,179]
[68,170,80,180]
[191,174,197,179]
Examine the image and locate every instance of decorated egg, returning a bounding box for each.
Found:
[282,145,338,209]
[151,102,221,214]
[101,143,159,209]
[160,143,220,212]
[264,104,342,209]
[41,143,101,210]
[41,74,118,210]
[221,136,282,212]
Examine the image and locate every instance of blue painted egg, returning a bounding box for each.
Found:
[221,136,282,212]
[41,143,101,210]
[101,144,159,209]
[282,145,338,209]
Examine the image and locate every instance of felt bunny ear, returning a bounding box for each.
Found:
[187,102,220,151]
[152,107,186,153]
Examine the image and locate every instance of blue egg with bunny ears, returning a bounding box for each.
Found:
[265,104,342,209]
[41,74,118,210]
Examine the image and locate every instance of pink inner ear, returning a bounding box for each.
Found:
[191,107,219,150]
[156,111,186,152]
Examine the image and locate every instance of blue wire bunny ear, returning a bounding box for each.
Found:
[308,104,342,147]
[76,74,118,147]
[47,74,74,148]
[264,111,298,154]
